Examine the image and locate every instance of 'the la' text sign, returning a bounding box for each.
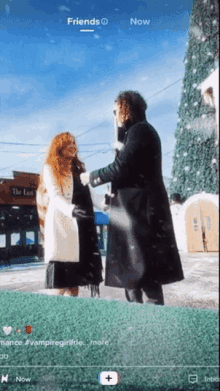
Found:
[11,187,36,197]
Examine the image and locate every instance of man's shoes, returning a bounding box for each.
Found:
[125,283,164,305]
[125,289,143,303]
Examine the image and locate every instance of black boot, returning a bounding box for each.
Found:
[142,281,164,305]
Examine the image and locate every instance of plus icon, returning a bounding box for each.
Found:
[99,371,119,385]
[105,375,112,382]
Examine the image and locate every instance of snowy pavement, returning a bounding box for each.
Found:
[0,253,218,309]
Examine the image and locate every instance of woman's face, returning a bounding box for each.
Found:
[60,140,76,158]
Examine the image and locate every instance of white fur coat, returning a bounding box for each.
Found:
[40,164,79,263]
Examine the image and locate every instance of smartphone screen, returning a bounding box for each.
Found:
[0,0,219,390]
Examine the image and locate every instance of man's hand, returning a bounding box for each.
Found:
[80,172,90,186]
[101,198,110,212]
[72,205,92,220]
[114,141,124,151]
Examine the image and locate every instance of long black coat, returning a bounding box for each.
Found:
[90,120,184,289]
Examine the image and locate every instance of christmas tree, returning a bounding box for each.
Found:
[170,0,219,202]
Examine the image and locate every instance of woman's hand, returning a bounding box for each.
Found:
[80,172,90,186]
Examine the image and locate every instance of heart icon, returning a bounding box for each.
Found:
[3,326,12,335]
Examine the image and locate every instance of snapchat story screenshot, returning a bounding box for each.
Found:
[0,0,219,390]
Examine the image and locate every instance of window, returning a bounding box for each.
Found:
[0,234,6,248]
[11,233,20,246]
[26,231,35,245]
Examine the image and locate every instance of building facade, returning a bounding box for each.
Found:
[0,171,40,263]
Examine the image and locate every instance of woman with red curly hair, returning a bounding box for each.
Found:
[81,91,184,305]
[37,132,103,297]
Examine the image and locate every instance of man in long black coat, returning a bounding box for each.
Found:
[81,91,184,305]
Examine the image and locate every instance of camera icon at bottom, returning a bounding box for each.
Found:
[98,371,120,385]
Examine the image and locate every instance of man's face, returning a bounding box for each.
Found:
[113,103,122,129]
[113,102,118,118]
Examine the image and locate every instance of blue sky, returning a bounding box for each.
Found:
[0,0,193,194]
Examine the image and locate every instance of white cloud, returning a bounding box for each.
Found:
[72,57,81,62]
[40,41,86,69]
[0,77,42,97]
[5,4,10,15]
[14,84,25,92]
[15,154,37,158]
[58,5,71,11]
[35,155,44,162]
[94,34,100,39]
[39,147,48,153]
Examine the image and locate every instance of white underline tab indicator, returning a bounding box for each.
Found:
[80,29,94,32]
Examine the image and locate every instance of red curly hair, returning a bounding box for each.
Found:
[41,132,84,190]
[37,132,84,242]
